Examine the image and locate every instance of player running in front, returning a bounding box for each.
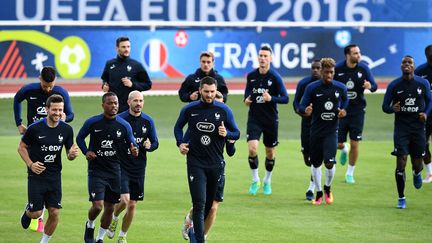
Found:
[299,58,348,205]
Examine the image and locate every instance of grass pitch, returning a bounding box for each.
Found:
[0,94,430,242]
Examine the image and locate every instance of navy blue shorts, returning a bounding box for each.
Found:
[88,175,120,203]
[214,171,225,202]
[338,111,365,143]
[393,124,426,158]
[120,171,145,201]
[27,177,62,212]
[300,117,311,155]
[246,117,279,147]
[309,134,338,167]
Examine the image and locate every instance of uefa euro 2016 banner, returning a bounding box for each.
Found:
[1,0,431,22]
[0,0,431,79]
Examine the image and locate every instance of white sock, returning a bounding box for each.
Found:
[425,163,432,174]
[307,176,315,192]
[311,166,322,192]
[346,165,355,176]
[96,227,107,241]
[263,170,272,184]
[343,143,349,152]
[251,169,260,182]
[87,219,95,229]
[325,166,336,187]
[119,230,127,237]
[40,233,51,243]
[112,214,119,221]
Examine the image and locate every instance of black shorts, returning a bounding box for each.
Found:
[120,171,145,201]
[338,111,365,143]
[246,117,279,147]
[300,117,311,155]
[393,125,426,158]
[27,177,62,212]
[214,172,225,202]
[88,175,120,204]
[309,134,338,167]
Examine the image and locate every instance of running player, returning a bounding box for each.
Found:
[382,55,431,209]
[299,58,348,205]
[174,77,240,243]
[18,94,79,242]
[244,45,288,196]
[181,91,236,241]
[76,92,139,243]
[334,44,377,184]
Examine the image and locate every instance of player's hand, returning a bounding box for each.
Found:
[121,77,133,88]
[130,143,139,157]
[102,82,110,92]
[30,161,46,175]
[419,112,427,122]
[262,91,272,102]
[244,96,253,106]
[179,143,189,155]
[393,101,401,112]
[305,103,313,116]
[363,80,372,90]
[190,91,199,101]
[144,138,151,150]
[338,108,347,118]
[219,121,227,137]
[67,144,79,160]
[60,112,66,121]
[17,124,27,135]
[86,151,97,160]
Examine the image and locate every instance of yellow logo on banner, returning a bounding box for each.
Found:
[0,30,90,78]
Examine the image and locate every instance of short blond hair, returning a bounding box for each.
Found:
[320,58,336,69]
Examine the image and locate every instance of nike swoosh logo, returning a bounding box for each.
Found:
[338,73,344,76]
[191,114,199,117]
[195,79,200,83]
[397,91,404,94]
[30,97,37,100]
[316,94,323,97]
[38,136,46,139]
[94,129,102,132]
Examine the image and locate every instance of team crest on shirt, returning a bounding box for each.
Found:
[267,80,272,86]
[200,135,211,145]
[142,126,147,134]
[58,134,63,143]
[357,72,362,78]
[127,65,132,72]
[417,87,422,95]
[335,91,340,98]
[324,101,333,110]
[346,80,355,89]
[215,112,220,120]
[116,130,122,138]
